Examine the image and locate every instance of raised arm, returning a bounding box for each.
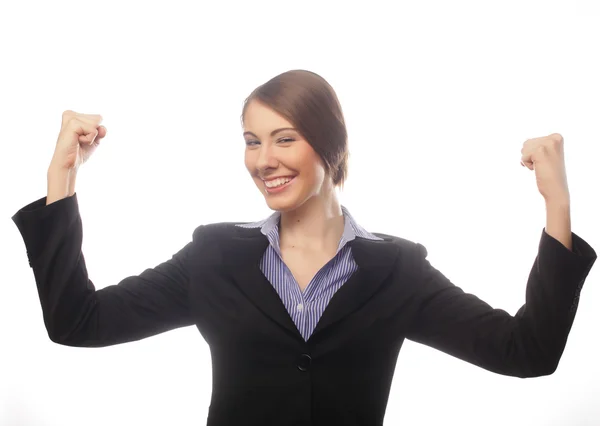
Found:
[12,192,199,347]
[405,229,596,377]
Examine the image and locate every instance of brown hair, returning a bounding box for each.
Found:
[241,70,349,188]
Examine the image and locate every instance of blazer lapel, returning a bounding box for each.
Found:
[225,226,304,340]
[223,227,400,342]
[310,235,400,339]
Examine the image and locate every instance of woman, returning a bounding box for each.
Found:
[11,69,597,426]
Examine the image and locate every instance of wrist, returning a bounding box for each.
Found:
[544,192,570,208]
[48,160,76,174]
[47,164,77,205]
[545,199,572,251]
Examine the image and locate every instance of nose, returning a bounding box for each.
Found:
[255,143,279,172]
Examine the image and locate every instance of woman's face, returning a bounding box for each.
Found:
[243,100,329,212]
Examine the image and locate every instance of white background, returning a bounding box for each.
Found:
[1,1,599,425]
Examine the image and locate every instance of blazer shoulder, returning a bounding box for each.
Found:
[191,221,258,242]
[370,231,428,259]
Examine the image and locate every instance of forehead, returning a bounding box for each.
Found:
[243,100,294,132]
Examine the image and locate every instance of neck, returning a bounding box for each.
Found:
[279,189,344,252]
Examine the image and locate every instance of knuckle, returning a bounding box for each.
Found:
[65,117,84,131]
[62,111,79,129]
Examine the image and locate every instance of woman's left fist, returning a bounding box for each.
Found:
[521,133,570,203]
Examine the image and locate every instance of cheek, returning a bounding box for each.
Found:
[296,159,326,192]
[294,147,322,173]
[302,154,326,181]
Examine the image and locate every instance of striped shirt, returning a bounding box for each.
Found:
[236,206,382,340]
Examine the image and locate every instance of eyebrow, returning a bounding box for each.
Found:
[243,127,297,138]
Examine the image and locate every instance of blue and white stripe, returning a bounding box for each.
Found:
[237,206,382,341]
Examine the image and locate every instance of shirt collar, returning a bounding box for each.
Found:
[236,205,382,256]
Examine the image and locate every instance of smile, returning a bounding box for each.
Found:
[263,176,296,194]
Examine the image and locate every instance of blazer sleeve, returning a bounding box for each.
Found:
[11,193,198,348]
[405,229,597,378]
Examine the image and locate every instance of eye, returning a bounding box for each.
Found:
[277,137,295,143]
[245,140,260,146]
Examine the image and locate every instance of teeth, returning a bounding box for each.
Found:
[265,177,292,188]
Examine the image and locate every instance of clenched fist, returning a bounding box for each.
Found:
[50,110,108,170]
[520,133,570,204]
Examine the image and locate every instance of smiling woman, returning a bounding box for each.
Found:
[10,68,598,426]
[242,99,334,212]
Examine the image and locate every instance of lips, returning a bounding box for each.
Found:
[263,176,296,194]
[261,175,295,182]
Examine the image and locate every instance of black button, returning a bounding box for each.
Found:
[297,354,312,372]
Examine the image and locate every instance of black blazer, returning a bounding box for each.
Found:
[12,193,597,426]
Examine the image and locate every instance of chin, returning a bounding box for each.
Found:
[263,188,310,213]
[264,196,300,213]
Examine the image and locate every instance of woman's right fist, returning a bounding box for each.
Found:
[50,110,107,170]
